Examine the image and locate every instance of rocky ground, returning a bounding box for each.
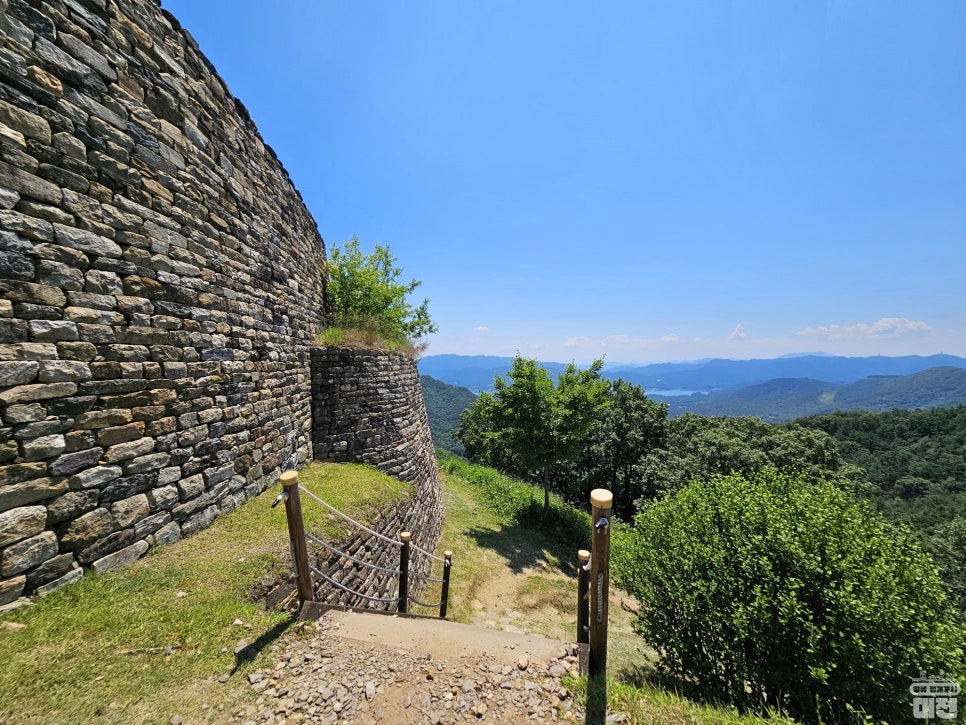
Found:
[203,613,583,725]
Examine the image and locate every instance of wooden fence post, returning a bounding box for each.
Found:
[440,550,452,619]
[577,549,590,644]
[399,531,411,614]
[280,470,315,605]
[587,488,612,724]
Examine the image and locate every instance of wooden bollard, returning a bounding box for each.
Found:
[398,531,411,614]
[440,550,453,619]
[577,549,590,644]
[280,470,315,605]
[589,489,612,678]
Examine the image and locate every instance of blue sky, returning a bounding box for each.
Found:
[162,1,966,364]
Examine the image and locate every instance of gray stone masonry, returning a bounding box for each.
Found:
[309,347,445,608]
[0,0,330,608]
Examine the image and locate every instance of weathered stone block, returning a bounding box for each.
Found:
[25,553,77,590]
[68,464,121,490]
[46,490,100,524]
[91,539,148,574]
[181,505,217,536]
[0,574,26,606]
[22,434,67,462]
[37,360,92,383]
[0,382,78,406]
[60,507,116,551]
[101,436,154,463]
[74,408,132,429]
[109,494,149,528]
[0,462,47,487]
[0,506,47,548]
[0,476,69,513]
[28,320,79,343]
[150,521,181,547]
[121,452,169,475]
[48,447,103,476]
[1,531,59,576]
[36,567,83,596]
[53,223,122,258]
[96,422,145,447]
[176,473,204,501]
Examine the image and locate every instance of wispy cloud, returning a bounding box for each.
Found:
[473,325,489,332]
[662,333,684,343]
[565,336,590,347]
[728,324,748,340]
[796,317,932,340]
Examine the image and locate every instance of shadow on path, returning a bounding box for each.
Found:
[230,614,297,675]
[463,522,580,576]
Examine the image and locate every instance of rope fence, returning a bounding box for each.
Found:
[274,470,452,618]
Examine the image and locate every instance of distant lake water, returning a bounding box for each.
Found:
[649,389,702,397]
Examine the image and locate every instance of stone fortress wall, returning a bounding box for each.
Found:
[309,347,444,608]
[0,0,443,611]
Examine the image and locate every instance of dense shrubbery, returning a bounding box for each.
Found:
[612,468,964,724]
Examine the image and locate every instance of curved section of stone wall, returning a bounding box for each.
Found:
[0,0,327,609]
[310,347,444,565]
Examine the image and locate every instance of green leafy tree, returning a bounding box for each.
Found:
[613,468,963,724]
[326,235,437,346]
[457,355,609,516]
[575,379,669,517]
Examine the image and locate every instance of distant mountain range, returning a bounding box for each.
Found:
[652,366,966,422]
[419,353,966,392]
[417,354,966,428]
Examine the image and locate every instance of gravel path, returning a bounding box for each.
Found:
[213,613,583,724]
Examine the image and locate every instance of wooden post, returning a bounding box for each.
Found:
[280,470,315,605]
[439,550,452,618]
[577,549,590,644]
[398,531,411,614]
[587,488,612,724]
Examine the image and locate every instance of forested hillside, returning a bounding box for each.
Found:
[797,406,966,613]
[419,375,476,454]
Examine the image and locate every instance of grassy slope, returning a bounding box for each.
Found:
[0,459,793,725]
[0,463,407,724]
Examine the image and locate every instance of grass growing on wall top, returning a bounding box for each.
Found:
[0,462,408,724]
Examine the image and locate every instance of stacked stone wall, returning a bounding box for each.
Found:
[310,346,444,594]
[0,0,329,610]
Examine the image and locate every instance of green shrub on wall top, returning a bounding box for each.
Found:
[324,235,437,353]
[612,468,964,724]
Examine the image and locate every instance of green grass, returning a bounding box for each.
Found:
[1,456,798,724]
[0,462,408,724]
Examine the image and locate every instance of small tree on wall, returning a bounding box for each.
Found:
[324,235,437,351]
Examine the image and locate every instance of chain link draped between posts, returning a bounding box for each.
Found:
[273,470,452,618]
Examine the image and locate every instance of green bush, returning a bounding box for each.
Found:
[612,468,963,724]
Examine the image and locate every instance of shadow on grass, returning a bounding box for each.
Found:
[230,614,297,675]
[463,522,582,576]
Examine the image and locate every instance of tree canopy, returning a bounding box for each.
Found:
[455,355,609,516]
[325,235,437,347]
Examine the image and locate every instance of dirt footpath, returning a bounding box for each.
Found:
[214,611,583,724]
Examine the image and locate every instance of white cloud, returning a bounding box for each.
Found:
[728,324,748,340]
[473,325,489,332]
[662,332,684,343]
[796,317,932,340]
[565,336,590,347]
